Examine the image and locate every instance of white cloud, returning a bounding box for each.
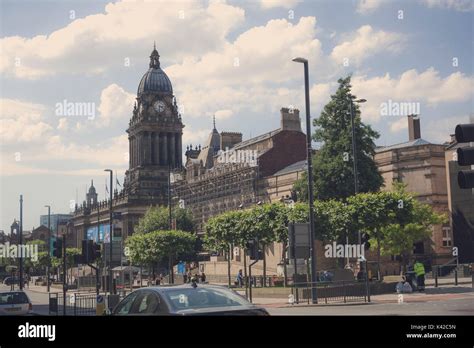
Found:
[351,68,474,123]
[389,117,408,133]
[0,99,52,144]
[168,16,323,118]
[259,0,302,9]
[96,84,135,128]
[0,1,245,79]
[215,109,234,120]
[356,0,389,14]
[422,0,474,11]
[331,25,405,67]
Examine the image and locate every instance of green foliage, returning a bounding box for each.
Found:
[126,230,196,266]
[134,206,195,234]
[294,75,383,201]
[203,184,447,266]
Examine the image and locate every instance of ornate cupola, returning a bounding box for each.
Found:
[124,44,184,201]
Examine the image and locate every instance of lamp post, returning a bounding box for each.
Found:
[44,205,51,292]
[348,97,366,245]
[19,195,23,290]
[292,57,317,304]
[104,169,113,295]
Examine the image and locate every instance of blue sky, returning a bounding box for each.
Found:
[1,0,473,233]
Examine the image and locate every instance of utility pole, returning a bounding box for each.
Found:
[104,169,113,295]
[45,205,51,292]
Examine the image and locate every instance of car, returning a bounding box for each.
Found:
[3,277,20,286]
[112,284,270,316]
[0,291,33,316]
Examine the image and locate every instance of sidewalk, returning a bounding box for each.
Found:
[252,284,474,308]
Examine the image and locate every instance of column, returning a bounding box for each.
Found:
[139,134,143,166]
[144,132,151,165]
[176,133,182,168]
[169,133,175,168]
[162,132,168,166]
[129,136,133,168]
[154,132,160,165]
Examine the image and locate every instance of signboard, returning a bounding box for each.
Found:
[177,262,186,275]
[102,241,122,263]
[288,223,310,259]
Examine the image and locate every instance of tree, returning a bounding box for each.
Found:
[135,206,195,234]
[294,76,383,201]
[126,230,196,280]
[348,184,447,273]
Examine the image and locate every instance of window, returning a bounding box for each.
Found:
[129,292,160,315]
[114,291,139,315]
[442,226,452,247]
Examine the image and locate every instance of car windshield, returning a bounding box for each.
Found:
[0,292,29,305]
[163,287,249,310]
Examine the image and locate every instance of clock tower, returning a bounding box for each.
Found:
[124,44,184,201]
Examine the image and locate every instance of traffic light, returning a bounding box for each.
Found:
[89,241,101,262]
[246,239,264,260]
[52,238,63,258]
[361,233,370,250]
[82,239,101,263]
[455,123,474,189]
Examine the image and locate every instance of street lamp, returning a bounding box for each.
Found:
[44,205,51,292]
[349,97,366,245]
[104,169,113,295]
[292,57,317,304]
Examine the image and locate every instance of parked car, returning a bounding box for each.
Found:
[112,284,269,316]
[0,291,33,315]
[2,277,24,286]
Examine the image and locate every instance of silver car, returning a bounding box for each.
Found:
[0,291,33,315]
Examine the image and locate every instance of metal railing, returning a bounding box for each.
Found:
[291,280,370,304]
[49,292,97,316]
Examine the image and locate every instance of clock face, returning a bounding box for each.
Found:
[153,100,165,113]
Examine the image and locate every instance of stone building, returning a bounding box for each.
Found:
[374,115,451,264]
[72,46,184,265]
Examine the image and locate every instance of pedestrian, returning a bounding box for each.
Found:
[236,269,244,287]
[414,260,425,292]
[183,272,188,284]
[200,272,206,283]
[187,271,192,283]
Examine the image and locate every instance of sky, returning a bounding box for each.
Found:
[0,0,473,233]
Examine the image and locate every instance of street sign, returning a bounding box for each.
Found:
[288,223,310,259]
[96,295,105,316]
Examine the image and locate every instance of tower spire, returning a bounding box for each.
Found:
[149,42,160,68]
[213,114,216,130]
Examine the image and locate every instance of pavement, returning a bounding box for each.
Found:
[2,281,473,316]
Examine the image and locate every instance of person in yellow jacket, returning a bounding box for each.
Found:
[414,260,425,292]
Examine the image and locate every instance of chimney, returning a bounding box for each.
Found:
[280,107,301,132]
[408,114,421,141]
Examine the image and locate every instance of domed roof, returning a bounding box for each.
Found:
[137,44,173,96]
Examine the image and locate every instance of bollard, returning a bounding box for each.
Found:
[435,267,438,288]
[454,269,458,286]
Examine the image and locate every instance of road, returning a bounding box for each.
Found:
[2,283,473,316]
[266,298,474,315]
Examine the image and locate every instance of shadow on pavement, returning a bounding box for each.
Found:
[425,286,474,295]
